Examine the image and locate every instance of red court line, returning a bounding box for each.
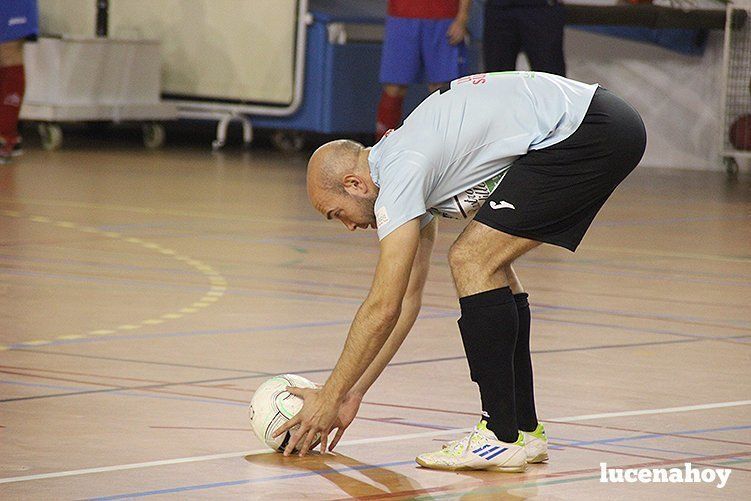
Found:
[0,364,251,393]
[361,400,476,417]
[0,369,119,389]
[150,426,250,431]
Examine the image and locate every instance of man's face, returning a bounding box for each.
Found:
[322,192,378,231]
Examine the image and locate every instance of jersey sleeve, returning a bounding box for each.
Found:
[374,151,434,240]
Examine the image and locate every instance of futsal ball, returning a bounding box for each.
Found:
[249,374,320,452]
[729,114,751,150]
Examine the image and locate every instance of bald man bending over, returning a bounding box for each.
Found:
[275,72,646,472]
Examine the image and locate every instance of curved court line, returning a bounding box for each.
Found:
[0,210,227,351]
[1,399,750,485]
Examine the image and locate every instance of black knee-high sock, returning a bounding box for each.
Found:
[514,293,539,431]
[458,287,518,442]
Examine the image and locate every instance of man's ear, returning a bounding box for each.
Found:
[343,174,367,196]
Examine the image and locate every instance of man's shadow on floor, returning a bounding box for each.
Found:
[245,451,422,498]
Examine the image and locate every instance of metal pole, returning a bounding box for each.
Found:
[96,0,109,37]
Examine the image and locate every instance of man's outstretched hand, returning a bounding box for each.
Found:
[328,391,362,452]
[272,387,362,457]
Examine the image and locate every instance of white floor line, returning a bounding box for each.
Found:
[2,398,750,485]
[551,399,751,422]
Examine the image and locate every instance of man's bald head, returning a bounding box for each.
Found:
[307,139,364,202]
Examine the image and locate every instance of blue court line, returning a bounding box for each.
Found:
[591,214,751,228]
[15,349,265,375]
[4,331,748,405]
[0,269,369,306]
[517,261,751,287]
[5,252,750,330]
[3,323,749,404]
[533,303,751,330]
[86,423,751,500]
[7,254,749,330]
[7,373,747,461]
[9,226,751,287]
[6,301,744,351]
[157,231,751,279]
[4,378,746,457]
[3,380,749,477]
[532,317,750,340]
[3,320,353,350]
[0,266,449,317]
[6,379,745,455]
[552,435,717,458]
[558,424,751,448]
[86,460,416,500]
[4,262,749,333]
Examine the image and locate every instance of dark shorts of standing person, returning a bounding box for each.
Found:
[474,87,647,252]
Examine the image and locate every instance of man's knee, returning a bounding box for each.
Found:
[448,238,502,279]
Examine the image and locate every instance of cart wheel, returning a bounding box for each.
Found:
[142,123,166,149]
[38,123,63,151]
[271,130,305,153]
[723,156,739,179]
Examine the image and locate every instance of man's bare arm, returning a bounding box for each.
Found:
[319,219,422,402]
[350,218,437,398]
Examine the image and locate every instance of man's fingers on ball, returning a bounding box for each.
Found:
[320,431,328,454]
[284,427,306,456]
[298,429,318,457]
[285,386,306,397]
[329,427,345,451]
[273,416,299,438]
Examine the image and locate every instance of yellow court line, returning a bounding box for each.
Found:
[0,210,230,350]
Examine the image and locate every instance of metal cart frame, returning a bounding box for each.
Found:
[720,1,751,177]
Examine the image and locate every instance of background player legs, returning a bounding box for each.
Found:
[376,83,446,141]
[375,84,407,141]
[0,40,26,163]
[519,5,566,76]
[482,6,522,72]
[450,222,540,442]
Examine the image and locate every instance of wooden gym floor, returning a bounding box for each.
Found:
[0,133,750,500]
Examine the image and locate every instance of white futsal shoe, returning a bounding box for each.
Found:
[442,421,549,464]
[416,421,527,472]
[521,423,549,463]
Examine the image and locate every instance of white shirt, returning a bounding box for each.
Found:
[368,72,598,240]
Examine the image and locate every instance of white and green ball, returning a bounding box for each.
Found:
[248,374,319,452]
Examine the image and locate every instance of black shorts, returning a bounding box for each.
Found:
[474,87,646,251]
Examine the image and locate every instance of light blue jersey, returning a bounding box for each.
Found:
[368,72,598,240]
